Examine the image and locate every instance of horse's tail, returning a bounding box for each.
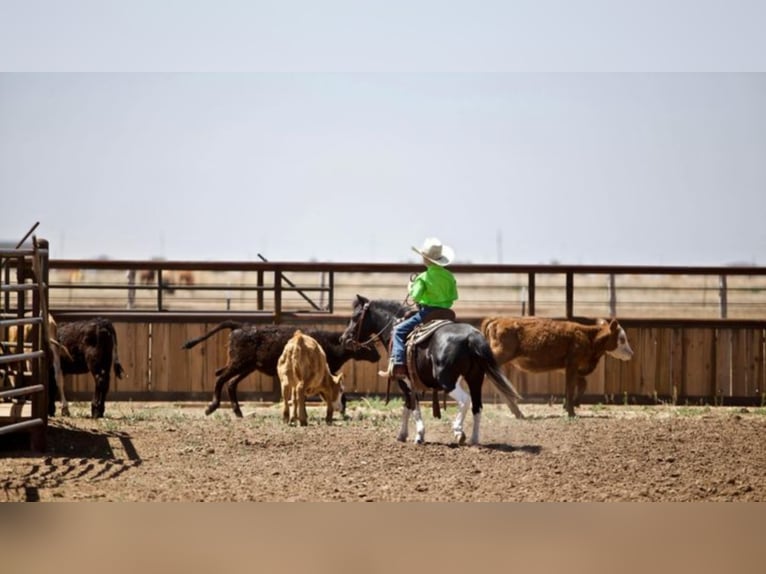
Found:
[469,330,525,419]
[181,320,244,350]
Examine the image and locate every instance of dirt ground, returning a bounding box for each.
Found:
[2,399,765,502]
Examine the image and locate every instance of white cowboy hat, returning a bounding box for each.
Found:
[411,237,455,266]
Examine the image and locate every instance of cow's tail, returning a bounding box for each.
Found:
[469,330,525,419]
[282,330,306,386]
[105,321,126,379]
[181,320,244,350]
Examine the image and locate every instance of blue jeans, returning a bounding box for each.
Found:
[391,307,432,365]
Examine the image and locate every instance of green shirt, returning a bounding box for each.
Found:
[409,264,458,308]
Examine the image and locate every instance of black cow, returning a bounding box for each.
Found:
[181,321,381,418]
[57,317,125,418]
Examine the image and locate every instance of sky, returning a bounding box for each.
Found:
[1,1,766,266]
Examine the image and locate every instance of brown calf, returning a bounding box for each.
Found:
[57,317,125,418]
[277,330,344,426]
[481,316,634,417]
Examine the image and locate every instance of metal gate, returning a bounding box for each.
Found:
[0,225,50,451]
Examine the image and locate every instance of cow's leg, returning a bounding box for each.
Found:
[225,373,250,418]
[564,367,577,417]
[91,369,110,418]
[573,375,587,407]
[205,366,236,415]
[322,391,335,425]
[297,385,308,426]
[448,379,471,445]
[290,387,299,425]
[282,384,291,424]
[50,346,69,416]
[396,379,413,442]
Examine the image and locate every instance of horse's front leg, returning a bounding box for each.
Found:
[396,379,416,443]
[448,379,471,445]
[411,392,425,444]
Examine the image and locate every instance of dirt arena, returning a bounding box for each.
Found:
[2,399,765,502]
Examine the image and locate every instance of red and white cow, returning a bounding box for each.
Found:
[481,316,633,417]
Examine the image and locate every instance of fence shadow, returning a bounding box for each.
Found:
[1,421,142,501]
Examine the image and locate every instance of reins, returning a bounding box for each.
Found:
[354,302,392,349]
[352,297,410,349]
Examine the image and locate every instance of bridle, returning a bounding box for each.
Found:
[349,301,394,349]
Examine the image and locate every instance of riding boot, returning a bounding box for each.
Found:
[378,359,394,378]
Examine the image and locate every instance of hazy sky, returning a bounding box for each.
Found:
[2,2,765,265]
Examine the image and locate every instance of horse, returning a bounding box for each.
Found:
[339,295,524,445]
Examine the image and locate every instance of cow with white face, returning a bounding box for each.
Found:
[481,316,634,417]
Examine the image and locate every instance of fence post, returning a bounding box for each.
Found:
[566,272,574,319]
[327,271,334,314]
[520,285,527,316]
[257,270,264,311]
[719,274,728,319]
[274,270,282,324]
[157,269,164,311]
[608,273,617,317]
[527,273,536,316]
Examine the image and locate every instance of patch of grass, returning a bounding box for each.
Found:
[675,405,712,417]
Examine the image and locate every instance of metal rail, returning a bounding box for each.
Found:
[39,258,766,321]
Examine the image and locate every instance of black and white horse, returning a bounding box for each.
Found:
[340,295,524,445]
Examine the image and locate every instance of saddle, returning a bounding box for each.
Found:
[388,307,457,418]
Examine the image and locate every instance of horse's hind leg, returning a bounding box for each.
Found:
[448,378,471,445]
[466,374,485,445]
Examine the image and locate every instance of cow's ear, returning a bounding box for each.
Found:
[608,319,619,332]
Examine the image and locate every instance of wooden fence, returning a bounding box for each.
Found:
[38,256,766,407]
[55,316,766,407]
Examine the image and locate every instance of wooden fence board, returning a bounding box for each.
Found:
[635,327,656,397]
[715,329,732,400]
[654,327,672,398]
[731,329,765,399]
[683,328,715,399]
[670,328,685,402]
[116,323,150,393]
[151,323,174,393]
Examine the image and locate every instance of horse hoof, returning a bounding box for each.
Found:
[455,432,466,445]
[396,434,407,443]
[204,404,217,416]
[61,406,70,417]
[414,436,425,445]
[233,409,244,418]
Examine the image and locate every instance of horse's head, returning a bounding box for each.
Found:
[339,294,373,350]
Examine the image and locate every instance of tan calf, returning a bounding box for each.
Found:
[277,330,344,426]
[481,316,633,417]
[5,313,71,416]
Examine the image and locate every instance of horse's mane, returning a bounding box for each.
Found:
[370,298,410,318]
